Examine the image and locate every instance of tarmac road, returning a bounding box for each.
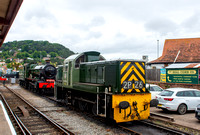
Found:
[150,107,200,131]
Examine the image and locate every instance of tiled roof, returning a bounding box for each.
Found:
[166,63,200,68]
[149,38,200,64]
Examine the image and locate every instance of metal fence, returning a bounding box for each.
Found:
[146,69,160,82]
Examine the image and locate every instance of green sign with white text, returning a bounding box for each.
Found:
[166,68,199,84]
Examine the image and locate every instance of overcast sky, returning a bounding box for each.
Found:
[5,0,200,61]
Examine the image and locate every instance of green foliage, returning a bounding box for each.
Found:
[5,59,11,63]
[49,52,57,58]
[7,63,12,68]
[0,40,74,65]
[33,50,40,58]
[16,52,30,59]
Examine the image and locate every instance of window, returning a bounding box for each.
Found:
[88,55,99,62]
[176,91,184,97]
[150,87,155,91]
[152,86,163,91]
[75,55,84,68]
[65,64,68,71]
[184,91,195,97]
[159,90,174,96]
[194,91,200,97]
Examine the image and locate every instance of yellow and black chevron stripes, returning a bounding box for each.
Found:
[120,61,146,93]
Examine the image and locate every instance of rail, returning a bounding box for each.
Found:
[3,85,74,135]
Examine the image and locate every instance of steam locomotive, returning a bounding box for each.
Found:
[19,60,57,94]
[55,51,154,123]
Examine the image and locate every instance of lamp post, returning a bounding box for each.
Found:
[157,40,159,58]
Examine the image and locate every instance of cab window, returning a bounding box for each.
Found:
[65,64,68,71]
[75,55,85,68]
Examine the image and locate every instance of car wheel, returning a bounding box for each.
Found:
[177,104,187,115]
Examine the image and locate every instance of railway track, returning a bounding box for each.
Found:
[44,95,192,135]
[2,84,195,135]
[118,120,191,135]
[0,86,74,135]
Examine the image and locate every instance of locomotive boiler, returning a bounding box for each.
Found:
[55,51,154,123]
[19,60,57,94]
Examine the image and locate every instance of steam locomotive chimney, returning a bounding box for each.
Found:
[45,58,50,64]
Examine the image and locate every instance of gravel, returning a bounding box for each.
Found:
[6,84,128,135]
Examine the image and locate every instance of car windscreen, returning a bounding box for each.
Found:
[159,90,174,96]
[151,86,163,91]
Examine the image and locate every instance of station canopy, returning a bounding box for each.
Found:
[0,0,23,47]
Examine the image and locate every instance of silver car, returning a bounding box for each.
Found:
[156,88,200,114]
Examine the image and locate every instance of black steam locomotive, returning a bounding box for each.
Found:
[19,61,57,94]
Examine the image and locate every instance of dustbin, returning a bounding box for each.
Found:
[11,78,16,84]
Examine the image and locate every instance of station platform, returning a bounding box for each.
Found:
[0,99,16,135]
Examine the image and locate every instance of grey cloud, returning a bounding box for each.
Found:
[182,11,200,32]
[72,16,105,31]
[144,18,178,36]
[86,31,102,39]
[25,7,55,21]
[89,16,105,27]
[115,33,127,38]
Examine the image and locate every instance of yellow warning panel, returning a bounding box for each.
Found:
[112,93,151,123]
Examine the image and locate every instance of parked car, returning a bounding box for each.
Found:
[3,71,19,78]
[195,104,200,120]
[146,84,163,99]
[156,88,200,114]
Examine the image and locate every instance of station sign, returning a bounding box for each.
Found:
[160,69,166,82]
[166,68,199,84]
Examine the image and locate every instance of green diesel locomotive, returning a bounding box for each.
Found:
[55,51,152,123]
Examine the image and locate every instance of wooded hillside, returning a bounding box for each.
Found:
[0,40,74,65]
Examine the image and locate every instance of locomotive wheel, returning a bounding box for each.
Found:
[78,101,87,111]
[64,93,69,106]
[40,89,45,95]
[92,103,97,116]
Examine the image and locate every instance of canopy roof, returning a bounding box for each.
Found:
[0,0,23,47]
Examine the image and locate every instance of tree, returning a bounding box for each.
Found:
[5,59,11,63]
[33,51,40,58]
[7,63,12,68]
[16,53,23,59]
[11,62,21,70]
[21,45,29,52]
[49,52,57,58]
[41,51,47,57]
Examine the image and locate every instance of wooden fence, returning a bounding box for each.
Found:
[146,69,160,82]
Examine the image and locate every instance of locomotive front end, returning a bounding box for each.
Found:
[37,64,57,89]
[112,61,151,123]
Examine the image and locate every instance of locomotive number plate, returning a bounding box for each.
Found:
[122,81,132,89]
[134,81,144,89]
[122,81,144,89]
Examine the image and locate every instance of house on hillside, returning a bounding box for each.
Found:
[147,38,200,69]
[0,61,5,66]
